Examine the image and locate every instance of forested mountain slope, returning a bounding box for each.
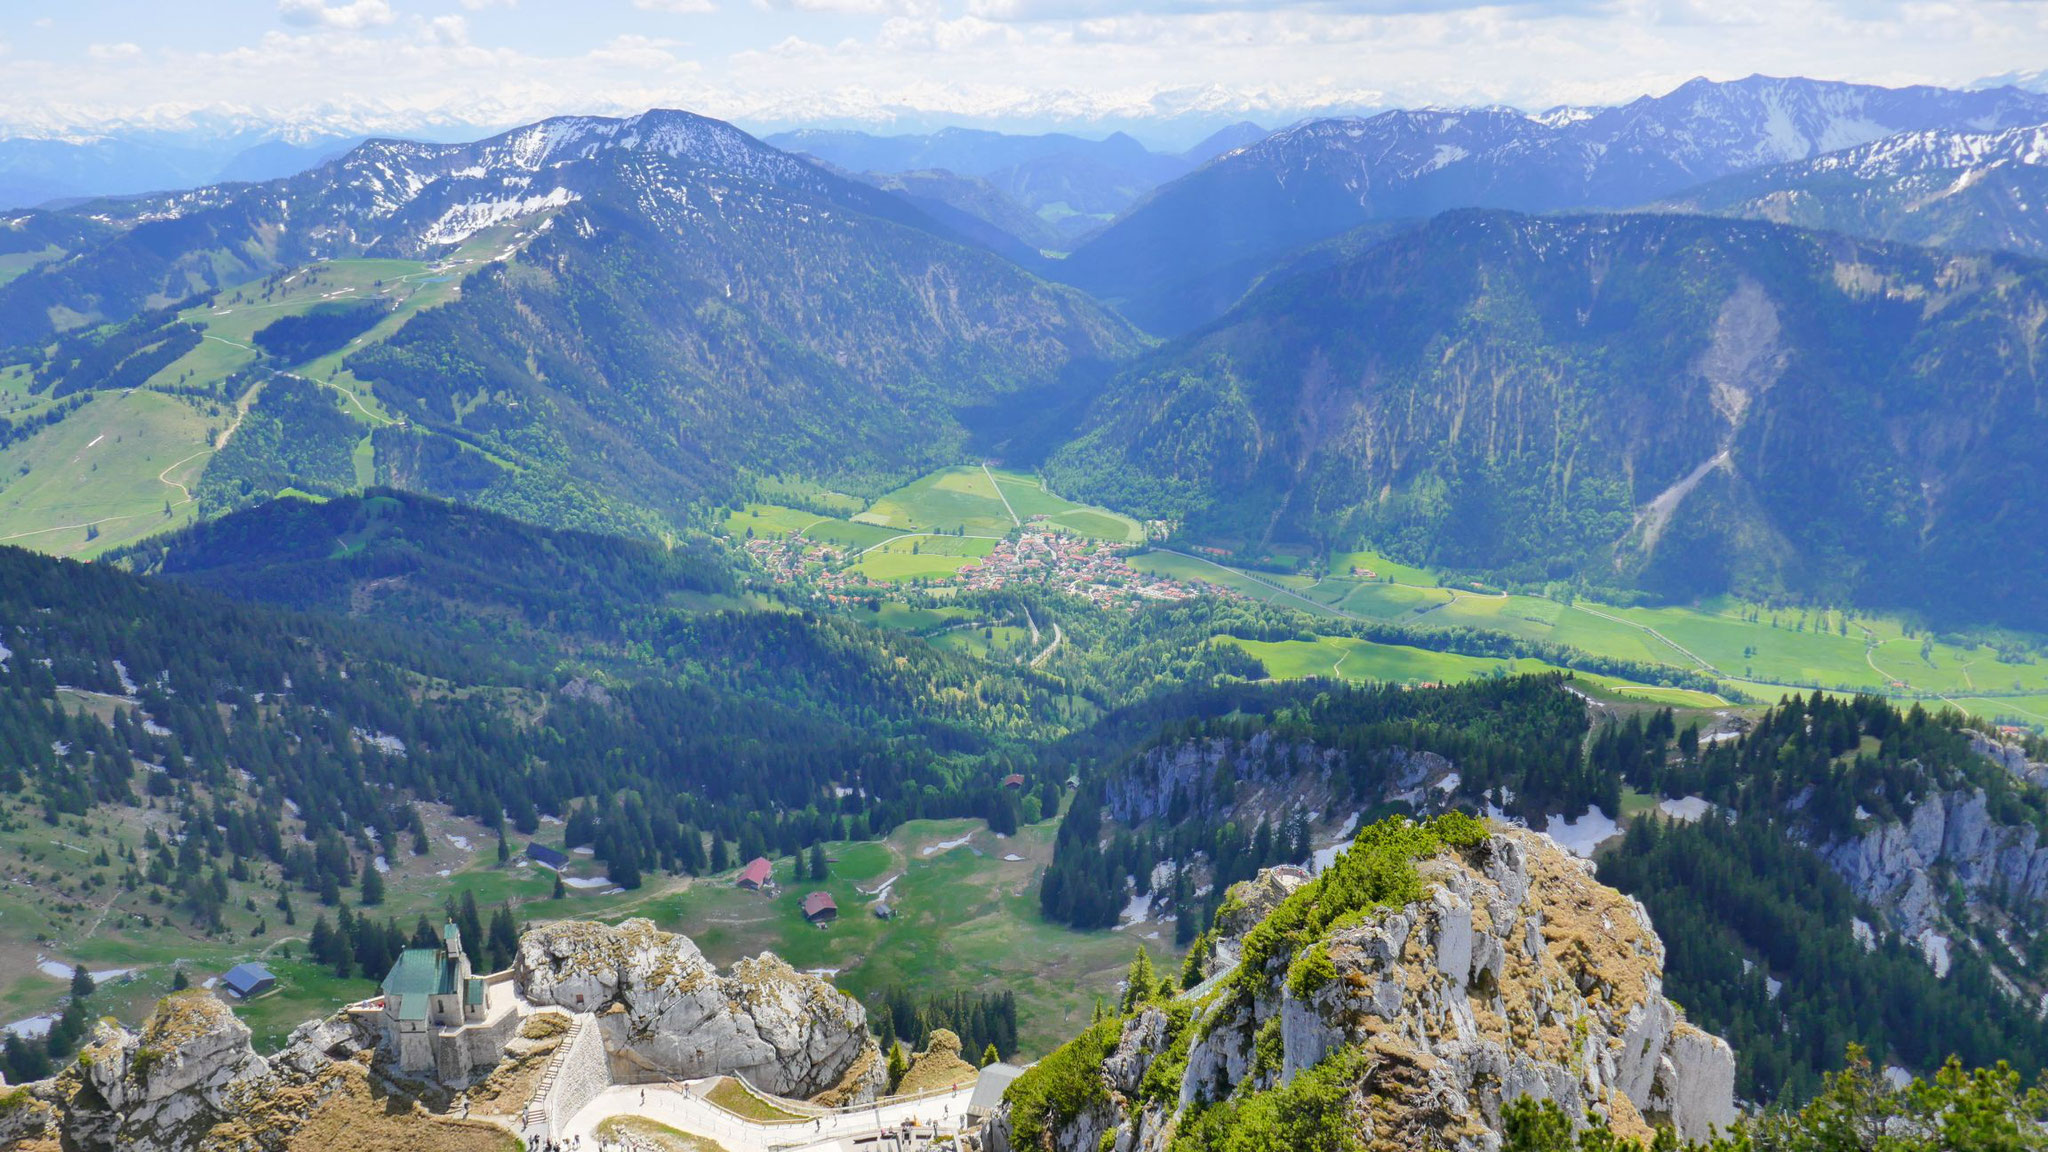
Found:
[1056,76,2048,334]
[0,109,1142,536]
[1049,210,2048,628]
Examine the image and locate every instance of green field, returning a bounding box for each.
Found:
[1148,541,2048,725]
[853,534,1000,582]
[1223,634,1727,708]
[633,817,1171,1057]
[858,466,1021,536]
[987,468,1144,543]
[0,389,216,558]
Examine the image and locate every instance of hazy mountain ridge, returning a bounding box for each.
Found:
[1058,76,2048,334]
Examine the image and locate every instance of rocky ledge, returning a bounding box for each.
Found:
[516,916,886,1101]
[982,823,1737,1152]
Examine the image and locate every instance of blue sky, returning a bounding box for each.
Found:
[3,0,2045,144]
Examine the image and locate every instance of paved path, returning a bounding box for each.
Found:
[560,1081,978,1152]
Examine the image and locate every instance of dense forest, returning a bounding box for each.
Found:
[1040,675,1601,932]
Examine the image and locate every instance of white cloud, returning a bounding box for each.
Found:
[428,15,470,45]
[459,0,517,8]
[87,42,143,62]
[277,0,398,30]
[634,0,718,10]
[756,0,936,14]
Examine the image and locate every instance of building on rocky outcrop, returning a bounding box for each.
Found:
[978,826,1738,1152]
[362,919,521,1080]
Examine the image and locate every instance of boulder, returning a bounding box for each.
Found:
[50,992,280,1152]
[515,917,884,1101]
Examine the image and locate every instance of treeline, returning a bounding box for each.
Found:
[306,891,521,980]
[194,374,363,515]
[871,987,1019,1062]
[0,533,1068,912]
[1040,675,1596,931]
[251,300,390,365]
[1583,691,2048,1102]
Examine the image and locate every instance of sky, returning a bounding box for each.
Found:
[2,0,2046,146]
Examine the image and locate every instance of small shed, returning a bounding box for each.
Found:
[738,857,774,890]
[1001,774,1026,789]
[801,892,838,924]
[967,1062,1028,1120]
[526,843,569,870]
[872,901,894,920]
[221,963,276,999]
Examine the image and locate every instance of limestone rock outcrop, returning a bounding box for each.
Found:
[515,917,885,1101]
[983,827,1738,1152]
[0,991,311,1152]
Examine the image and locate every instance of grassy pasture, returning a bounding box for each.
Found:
[858,466,1018,536]
[852,534,999,582]
[1223,634,1726,707]
[0,389,215,558]
[635,817,1171,1057]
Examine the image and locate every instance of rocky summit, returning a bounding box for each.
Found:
[981,826,1737,1152]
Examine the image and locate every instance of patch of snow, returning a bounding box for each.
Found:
[539,814,563,825]
[3,1015,55,1038]
[601,887,625,895]
[1853,918,1877,952]
[1311,842,1345,875]
[422,187,579,245]
[436,869,452,878]
[0,639,10,667]
[920,835,973,857]
[35,960,71,979]
[1539,806,1621,858]
[1113,890,1152,929]
[1002,854,1025,862]
[562,876,612,889]
[571,846,596,856]
[353,729,406,757]
[1658,796,1714,823]
[1854,805,1872,821]
[1883,1066,1914,1090]
[201,977,218,990]
[112,660,137,695]
[1765,975,1783,1000]
[446,835,472,852]
[373,856,390,874]
[805,967,842,979]
[89,968,133,982]
[142,718,173,737]
[1919,930,1952,978]
[1433,773,1461,794]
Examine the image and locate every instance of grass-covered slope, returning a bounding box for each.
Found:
[1049,210,2048,629]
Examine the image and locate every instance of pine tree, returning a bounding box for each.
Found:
[359,859,384,905]
[809,843,828,882]
[1120,947,1155,1013]
[552,871,567,899]
[982,1042,1000,1067]
[886,1043,908,1093]
[170,968,189,991]
[70,965,94,1000]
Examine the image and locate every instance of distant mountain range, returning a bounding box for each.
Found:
[1053,76,2048,334]
[768,122,1267,249]
[0,130,369,211]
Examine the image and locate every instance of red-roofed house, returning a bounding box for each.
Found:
[1002,774,1026,789]
[801,892,838,924]
[737,857,774,890]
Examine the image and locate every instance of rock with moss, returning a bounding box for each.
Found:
[982,820,1737,1152]
[515,917,885,1101]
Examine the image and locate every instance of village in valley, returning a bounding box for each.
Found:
[740,521,1209,607]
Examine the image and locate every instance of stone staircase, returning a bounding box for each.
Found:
[520,1013,587,1133]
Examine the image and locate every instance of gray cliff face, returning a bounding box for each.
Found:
[515,917,885,1101]
[1817,737,2048,983]
[985,830,1737,1152]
